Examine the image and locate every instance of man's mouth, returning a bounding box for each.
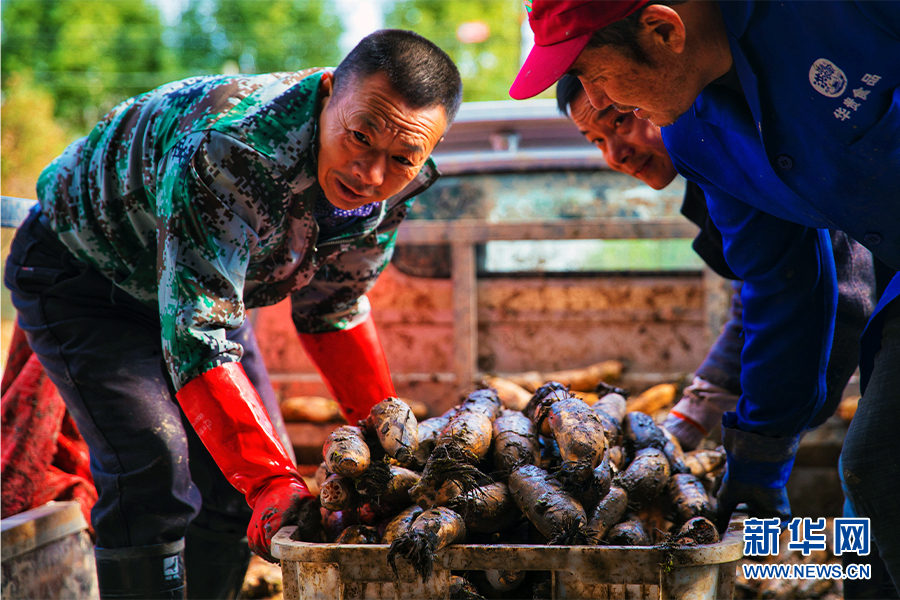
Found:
[633,156,652,178]
[335,177,367,201]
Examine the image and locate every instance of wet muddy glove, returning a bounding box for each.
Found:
[715,413,799,533]
[176,362,316,562]
[297,315,396,422]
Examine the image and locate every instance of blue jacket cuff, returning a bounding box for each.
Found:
[722,413,799,488]
[725,452,796,488]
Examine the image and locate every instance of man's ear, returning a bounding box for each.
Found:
[319,71,335,110]
[639,5,686,54]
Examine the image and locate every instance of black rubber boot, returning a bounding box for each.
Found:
[94,540,186,599]
[184,523,252,600]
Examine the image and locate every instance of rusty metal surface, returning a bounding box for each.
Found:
[396,219,698,243]
[257,268,706,371]
[478,321,704,375]
[428,99,598,161]
[404,173,686,223]
[452,241,478,398]
[272,517,744,600]
[252,265,710,416]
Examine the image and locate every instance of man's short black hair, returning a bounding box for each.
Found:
[587,1,686,66]
[556,74,584,116]
[333,29,463,127]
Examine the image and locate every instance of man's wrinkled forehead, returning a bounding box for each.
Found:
[338,71,449,137]
[567,88,617,122]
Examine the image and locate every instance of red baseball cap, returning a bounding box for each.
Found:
[510,0,651,100]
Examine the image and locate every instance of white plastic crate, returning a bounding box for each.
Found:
[1,501,99,600]
[272,516,743,600]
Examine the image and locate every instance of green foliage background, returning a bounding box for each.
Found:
[1,0,529,133]
[2,0,175,131]
[1,0,348,133]
[0,0,527,342]
[1,0,527,194]
[385,0,523,103]
[170,0,344,78]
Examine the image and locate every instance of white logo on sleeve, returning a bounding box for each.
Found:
[809,59,848,98]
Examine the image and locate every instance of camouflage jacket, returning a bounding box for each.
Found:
[36,69,438,389]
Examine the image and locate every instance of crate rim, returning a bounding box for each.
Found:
[272,515,744,570]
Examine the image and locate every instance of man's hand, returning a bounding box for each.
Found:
[715,471,791,532]
[717,413,800,532]
[663,376,739,451]
[176,363,318,559]
[248,478,319,561]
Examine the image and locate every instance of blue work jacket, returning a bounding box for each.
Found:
[662,1,900,444]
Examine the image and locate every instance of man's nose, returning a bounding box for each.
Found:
[352,153,385,188]
[606,136,633,167]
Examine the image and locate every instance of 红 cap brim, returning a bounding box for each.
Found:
[509,32,592,100]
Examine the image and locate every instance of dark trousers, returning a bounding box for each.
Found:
[841,298,900,595]
[4,209,293,549]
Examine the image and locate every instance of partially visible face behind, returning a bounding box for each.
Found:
[317,71,447,210]
[568,89,678,190]
[569,43,696,128]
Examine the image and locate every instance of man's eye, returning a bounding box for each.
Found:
[614,115,627,127]
[352,131,368,144]
[394,156,413,167]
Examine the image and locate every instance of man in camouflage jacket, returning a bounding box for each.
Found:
[5,29,461,599]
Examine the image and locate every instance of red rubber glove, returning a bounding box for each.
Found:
[176,362,314,561]
[297,315,396,422]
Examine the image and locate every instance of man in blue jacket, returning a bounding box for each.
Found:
[510,0,900,587]
[555,74,876,452]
